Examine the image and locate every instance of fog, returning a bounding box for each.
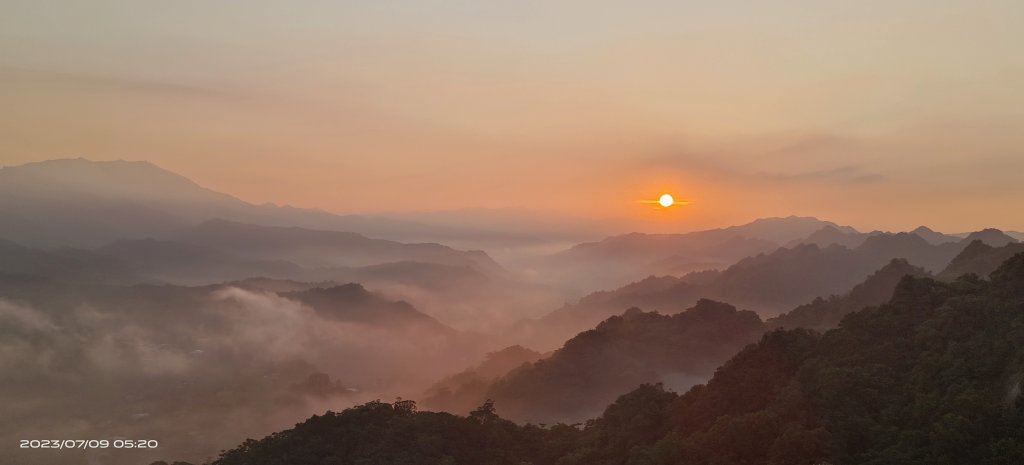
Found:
[0,286,494,465]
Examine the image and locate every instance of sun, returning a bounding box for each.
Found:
[639,192,689,209]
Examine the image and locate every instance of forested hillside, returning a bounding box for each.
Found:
[197,252,1024,465]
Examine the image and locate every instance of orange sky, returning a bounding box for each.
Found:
[1,0,1023,233]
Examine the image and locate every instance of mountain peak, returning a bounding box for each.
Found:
[939,240,1024,281]
[5,157,194,185]
[859,231,930,249]
[0,157,239,210]
[909,226,960,245]
[964,228,1017,247]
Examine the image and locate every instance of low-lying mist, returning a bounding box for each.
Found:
[1,285,492,465]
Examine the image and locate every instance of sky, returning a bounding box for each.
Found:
[1,0,1023,233]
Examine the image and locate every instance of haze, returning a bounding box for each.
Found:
[2,0,1023,232]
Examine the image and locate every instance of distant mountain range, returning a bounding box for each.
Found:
[516,229,1017,349]
[177,219,503,272]
[538,216,849,292]
[537,216,1017,295]
[0,158,603,251]
[2,159,1018,290]
[0,238,144,285]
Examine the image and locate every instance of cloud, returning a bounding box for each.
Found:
[645,134,887,185]
[0,65,234,97]
[756,165,885,184]
[650,153,885,185]
[0,299,58,333]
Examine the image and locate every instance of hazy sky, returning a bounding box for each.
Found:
[2,0,1022,232]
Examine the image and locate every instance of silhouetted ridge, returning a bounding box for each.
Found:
[963,228,1018,247]
[486,299,764,423]
[940,240,1024,280]
[181,219,504,273]
[768,258,930,331]
[422,345,545,414]
[0,158,508,248]
[0,238,141,284]
[283,284,454,333]
[911,225,960,244]
[97,238,305,283]
[787,224,867,248]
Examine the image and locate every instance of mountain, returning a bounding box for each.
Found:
[717,216,859,243]
[565,253,1024,465]
[513,276,697,350]
[201,252,1024,465]
[854,231,964,272]
[172,220,567,332]
[554,232,775,267]
[537,217,854,293]
[0,238,143,284]
[204,400,576,465]
[281,284,455,335]
[487,300,764,423]
[478,258,929,420]
[708,243,881,310]
[96,238,306,284]
[911,225,961,244]
[0,158,518,249]
[939,240,1024,280]
[178,219,503,272]
[787,225,987,250]
[347,261,490,290]
[2,224,554,333]
[1,273,491,465]
[421,345,545,415]
[962,228,1019,247]
[556,217,853,263]
[518,235,975,350]
[767,258,929,332]
[784,224,870,248]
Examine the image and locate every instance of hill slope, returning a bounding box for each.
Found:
[488,299,764,423]
[201,252,1024,465]
[535,216,853,292]
[517,238,959,349]
[766,258,929,332]
[939,240,1024,280]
